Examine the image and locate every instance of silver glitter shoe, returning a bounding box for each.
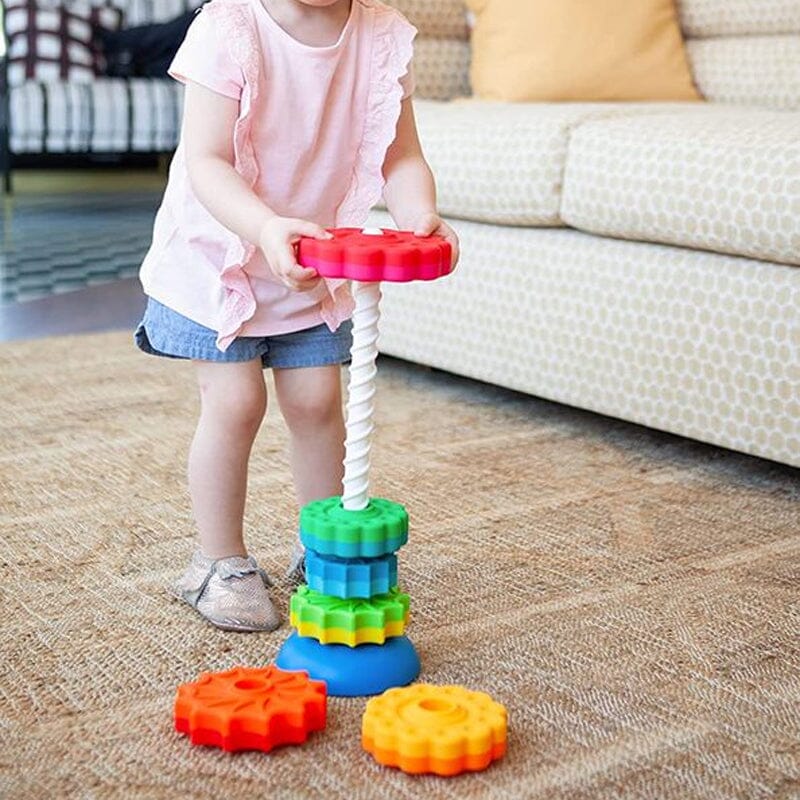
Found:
[172,550,282,632]
[286,539,306,585]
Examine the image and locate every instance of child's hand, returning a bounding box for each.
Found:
[258,216,332,291]
[413,212,460,271]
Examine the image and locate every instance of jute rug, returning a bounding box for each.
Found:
[1,331,798,800]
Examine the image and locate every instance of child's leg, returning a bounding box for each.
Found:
[188,358,267,559]
[273,365,346,506]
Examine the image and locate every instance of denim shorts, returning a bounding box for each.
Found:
[134,298,353,368]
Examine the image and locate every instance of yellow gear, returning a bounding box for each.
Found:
[362,684,507,776]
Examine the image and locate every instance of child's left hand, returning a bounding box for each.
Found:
[413,213,460,272]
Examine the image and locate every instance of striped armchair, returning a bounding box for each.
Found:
[1,0,203,192]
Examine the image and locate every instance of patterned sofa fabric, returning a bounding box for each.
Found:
[370,210,800,468]
[686,36,800,111]
[389,0,469,39]
[412,39,470,101]
[410,100,700,226]
[412,100,626,226]
[677,0,800,37]
[561,106,800,267]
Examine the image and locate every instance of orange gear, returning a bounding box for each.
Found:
[362,684,507,776]
[175,666,326,752]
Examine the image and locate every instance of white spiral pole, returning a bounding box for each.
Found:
[341,227,386,512]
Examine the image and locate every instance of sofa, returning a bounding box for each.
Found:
[1,0,203,191]
[369,0,800,469]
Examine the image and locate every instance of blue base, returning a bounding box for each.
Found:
[276,633,421,697]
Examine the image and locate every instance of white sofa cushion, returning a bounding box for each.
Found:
[678,0,800,36]
[561,106,800,267]
[414,100,643,226]
[687,36,800,111]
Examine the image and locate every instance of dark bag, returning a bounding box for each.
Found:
[96,10,198,78]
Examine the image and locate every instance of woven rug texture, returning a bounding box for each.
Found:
[1,331,799,800]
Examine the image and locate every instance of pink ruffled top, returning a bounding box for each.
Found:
[139,0,416,351]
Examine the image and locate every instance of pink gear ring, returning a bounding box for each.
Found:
[297,227,453,282]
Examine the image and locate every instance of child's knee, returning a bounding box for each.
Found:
[281,391,340,431]
[200,378,266,432]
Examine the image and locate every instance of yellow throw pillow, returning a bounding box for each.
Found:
[466,0,701,102]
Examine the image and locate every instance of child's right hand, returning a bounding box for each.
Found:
[257,216,333,292]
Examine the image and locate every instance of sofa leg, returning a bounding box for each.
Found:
[0,123,10,193]
[0,58,10,195]
[158,153,172,178]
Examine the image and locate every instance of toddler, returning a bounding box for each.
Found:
[135,0,459,632]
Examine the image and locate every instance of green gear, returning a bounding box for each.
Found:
[290,585,410,634]
[299,497,408,557]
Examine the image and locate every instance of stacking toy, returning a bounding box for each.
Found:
[362,685,508,776]
[174,666,326,752]
[276,227,453,697]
